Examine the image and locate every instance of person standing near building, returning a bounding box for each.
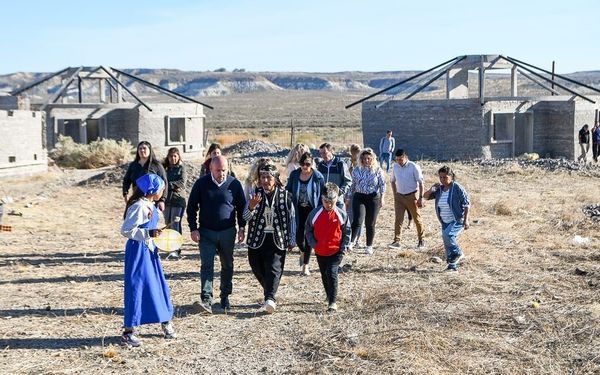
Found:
[122,141,168,212]
[162,147,186,259]
[578,124,591,163]
[186,156,246,313]
[316,143,352,210]
[378,130,396,173]
[592,122,600,163]
[389,149,425,249]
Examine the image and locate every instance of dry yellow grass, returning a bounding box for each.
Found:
[0,160,599,374]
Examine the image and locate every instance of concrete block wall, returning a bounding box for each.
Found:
[137,103,204,159]
[531,101,574,158]
[0,110,47,178]
[362,99,485,160]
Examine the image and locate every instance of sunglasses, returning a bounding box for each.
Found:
[301,162,312,167]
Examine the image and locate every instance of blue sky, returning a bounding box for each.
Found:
[2,0,598,74]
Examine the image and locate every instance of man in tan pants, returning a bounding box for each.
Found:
[389,149,425,249]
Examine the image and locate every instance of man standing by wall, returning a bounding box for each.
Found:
[187,156,246,314]
[592,122,600,163]
[317,143,352,209]
[578,124,591,163]
[389,149,425,249]
[379,130,396,173]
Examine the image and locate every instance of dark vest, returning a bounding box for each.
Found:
[247,187,291,250]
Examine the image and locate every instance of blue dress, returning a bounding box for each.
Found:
[123,203,174,327]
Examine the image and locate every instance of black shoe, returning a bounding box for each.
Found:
[417,240,425,248]
[220,297,231,311]
[193,300,212,315]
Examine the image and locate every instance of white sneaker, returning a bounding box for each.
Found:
[365,246,374,255]
[327,302,338,312]
[264,299,277,314]
[347,242,354,253]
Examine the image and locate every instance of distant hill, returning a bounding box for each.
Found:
[0,69,600,100]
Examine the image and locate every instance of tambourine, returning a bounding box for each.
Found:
[152,229,184,251]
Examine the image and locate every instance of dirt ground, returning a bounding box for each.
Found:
[1,161,599,374]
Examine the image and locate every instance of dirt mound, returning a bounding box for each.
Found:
[461,158,600,175]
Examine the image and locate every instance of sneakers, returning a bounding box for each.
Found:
[347,242,354,253]
[444,265,458,273]
[389,241,401,249]
[121,330,141,347]
[417,240,425,249]
[220,296,231,311]
[301,264,310,276]
[327,302,338,312]
[365,246,374,255]
[161,322,177,339]
[193,300,212,315]
[448,253,464,265]
[264,299,277,314]
[166,249,181,260]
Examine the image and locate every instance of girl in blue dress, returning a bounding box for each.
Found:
[120,173,176,347]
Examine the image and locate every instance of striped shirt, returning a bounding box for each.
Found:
[438,189,455,223]
[351,166,386,195]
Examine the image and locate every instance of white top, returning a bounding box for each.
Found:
[390,161,423,195]
[438,189,454,224]
[121,198,156,250]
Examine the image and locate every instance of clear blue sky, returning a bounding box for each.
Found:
[2,0,598,74]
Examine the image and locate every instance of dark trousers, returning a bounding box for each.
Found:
[316,252,343,304]
[248,233,287,302]
[351,192,381,246]
[199,226,236,303]
[296,205,313,265]
[593,142,600,161]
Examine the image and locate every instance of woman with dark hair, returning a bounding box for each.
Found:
[123,141,168,211]
[200,143,236,178]
[162,147,187,258]
[286,152,325,275]
[423,166,471,272]
[244,164,296,314]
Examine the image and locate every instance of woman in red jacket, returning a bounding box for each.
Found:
[305,183,351,312]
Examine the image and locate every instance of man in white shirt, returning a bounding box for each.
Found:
[389,149,425,249]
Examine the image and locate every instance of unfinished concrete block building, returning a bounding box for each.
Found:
[7,66,213,163]
[0,95,47,177]
[350,55,600,160]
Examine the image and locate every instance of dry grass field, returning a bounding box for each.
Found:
[1,158,599,374]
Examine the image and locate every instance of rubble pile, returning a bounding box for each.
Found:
[462,158,600,174]
[223,140,288,164]
[583,204,600,222]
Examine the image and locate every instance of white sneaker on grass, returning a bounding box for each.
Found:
[365,246,374,255]
[265,299,277,314]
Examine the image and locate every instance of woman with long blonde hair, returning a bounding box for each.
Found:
[349,148,386,255]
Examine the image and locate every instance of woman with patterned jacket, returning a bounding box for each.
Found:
[244,163,296,314]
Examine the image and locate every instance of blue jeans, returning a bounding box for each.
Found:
[441,221,463,267]
[199,227,236,303]
[380,152,392,172]
[163,205,184,234]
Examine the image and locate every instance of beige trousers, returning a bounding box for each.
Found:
[393,191,424,242]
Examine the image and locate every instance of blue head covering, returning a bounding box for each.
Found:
[135,173,165,195]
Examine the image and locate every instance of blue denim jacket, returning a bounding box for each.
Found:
[285,169,326,224]
[431,181,470,224]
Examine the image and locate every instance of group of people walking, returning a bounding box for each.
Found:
[118,136,471,347]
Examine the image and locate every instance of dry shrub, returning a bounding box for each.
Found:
[49,135,133,169]
[492,200,513,216]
